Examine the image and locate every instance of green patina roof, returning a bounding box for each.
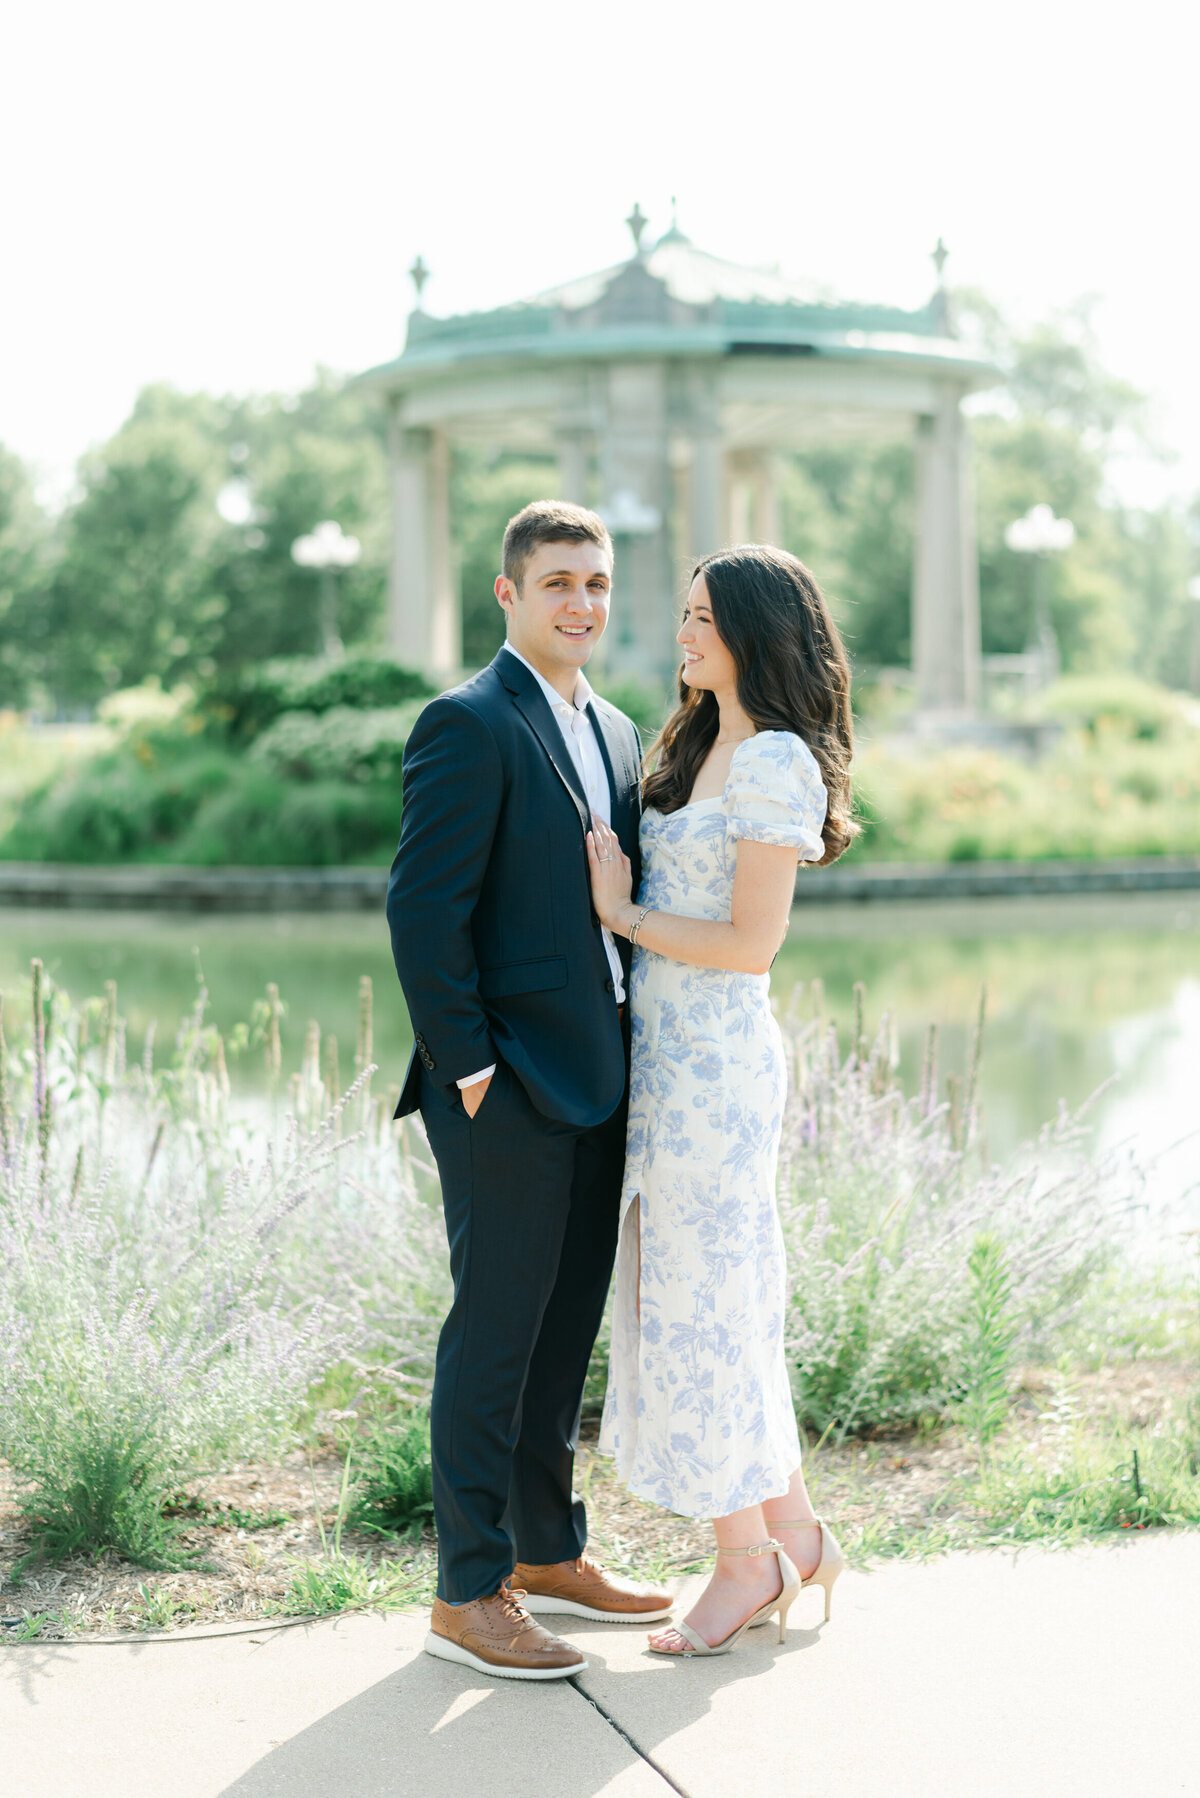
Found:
[359,235,998,388]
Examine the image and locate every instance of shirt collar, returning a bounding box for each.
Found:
[502,641,594,716]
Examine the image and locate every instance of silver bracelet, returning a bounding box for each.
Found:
[627,906,651,948]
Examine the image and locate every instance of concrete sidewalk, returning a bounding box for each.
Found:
[4,1533,1199,1798]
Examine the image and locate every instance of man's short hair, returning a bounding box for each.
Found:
[501,501,612,592]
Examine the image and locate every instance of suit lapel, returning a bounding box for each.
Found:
[493,649,641,847]
[587,700,639,847]
[494,652,590,835]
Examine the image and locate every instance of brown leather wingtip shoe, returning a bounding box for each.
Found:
[425,1588,585,1681]
[511,1555,674,1624]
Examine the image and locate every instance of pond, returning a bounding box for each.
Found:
[3,893,1197,1238]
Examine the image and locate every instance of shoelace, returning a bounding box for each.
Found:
[498,1582,531,1623]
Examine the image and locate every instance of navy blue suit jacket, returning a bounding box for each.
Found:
[387,648,642,1128]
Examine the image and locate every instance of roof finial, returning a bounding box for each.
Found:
[656,196,689,248]
[409,254,430,309]
[625,202,648,258]
[931,237,949,284]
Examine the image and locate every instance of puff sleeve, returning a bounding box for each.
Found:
[724,730,827,863]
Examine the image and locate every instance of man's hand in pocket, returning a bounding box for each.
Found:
[462,1074,493,1119]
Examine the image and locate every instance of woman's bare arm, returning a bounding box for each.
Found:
[586,817,796,978]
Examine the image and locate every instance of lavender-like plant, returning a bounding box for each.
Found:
[0,966,385,1567]
[777,983,1138,1440]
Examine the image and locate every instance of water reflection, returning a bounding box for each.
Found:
[3,893,1198,1222]
[776,893,1200,1221]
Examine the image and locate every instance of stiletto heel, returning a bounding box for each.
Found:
[647,1541,800,1657]
[764,1518,844,1621]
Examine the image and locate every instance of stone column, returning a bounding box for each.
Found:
[599,361,675,680]
[688,433,725,561]
[556,430,590,505]
[725,449,780,546]
[755,452,783,546]
[676,365,724,563]
[388,421,459,683]
[912,386,981,713]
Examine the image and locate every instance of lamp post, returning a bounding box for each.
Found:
[291,521,361,660]
[1004,503,1075,690]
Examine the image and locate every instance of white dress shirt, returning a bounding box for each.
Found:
[457,642,626,1090]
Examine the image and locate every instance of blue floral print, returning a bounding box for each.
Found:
[600,731,828,1517]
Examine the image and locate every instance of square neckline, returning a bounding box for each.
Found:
[665,731,767,813]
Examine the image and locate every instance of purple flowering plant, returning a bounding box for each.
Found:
[777,982,1140,1442]
[0,963,446,1570]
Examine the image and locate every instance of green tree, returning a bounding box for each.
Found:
[781,442,915,667]
[44,387,230,705]
[0,444,51,707]
[771,296,1193,686]
[38,377,391,705]
[213,373,390,670]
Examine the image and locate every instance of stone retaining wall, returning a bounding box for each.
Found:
[2,857,1199,912]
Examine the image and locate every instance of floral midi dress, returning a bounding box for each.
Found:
[599,731,828,1518]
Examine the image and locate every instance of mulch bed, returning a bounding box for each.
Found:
[2,1361,1193,1640]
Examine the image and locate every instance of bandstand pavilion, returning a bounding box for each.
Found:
[359,209,1000,712]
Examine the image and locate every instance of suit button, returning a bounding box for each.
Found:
[604,978,615,994]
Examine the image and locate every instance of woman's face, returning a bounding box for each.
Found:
[677,575,737,696]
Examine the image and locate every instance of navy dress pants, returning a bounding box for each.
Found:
[418,1054,626,1602]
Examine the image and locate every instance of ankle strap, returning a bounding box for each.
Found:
[716,1538,782,1557]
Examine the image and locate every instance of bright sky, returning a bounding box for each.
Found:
[4,0,1198,511]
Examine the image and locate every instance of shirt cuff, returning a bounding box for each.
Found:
[456,1065,496,1089]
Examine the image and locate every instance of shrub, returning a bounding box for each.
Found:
[956,1233,1019,1450]
[1035,673,1190,743]
[0,967,352,1567]
[177,768,398,865]
[1,746,234,862]
[778,985,1136,1438]
[854,728,1200,863]
[0,963,450,1574]
[207,657,434,744]
[249,702,426,785]
[346,1410,435,1540]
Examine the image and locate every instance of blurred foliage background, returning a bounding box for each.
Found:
[2,294,1199,865]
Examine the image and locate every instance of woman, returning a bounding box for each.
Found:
[586,544,857,1658]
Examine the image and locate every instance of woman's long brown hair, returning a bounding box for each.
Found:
[642,545,859,866]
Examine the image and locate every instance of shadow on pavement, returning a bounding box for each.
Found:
[214,1642,634,1798]
[569,1607,826,1768]
[214,1615,823,1797]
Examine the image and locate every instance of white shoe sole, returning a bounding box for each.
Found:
[521,1595,674,1624]
[423,1631,584,1680]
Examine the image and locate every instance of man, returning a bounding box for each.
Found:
[388,500,671,1680]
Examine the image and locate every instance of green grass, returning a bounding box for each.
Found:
[800,1376,1200,1567]
[271,1550,433,1617]
[131,1583,196,1630]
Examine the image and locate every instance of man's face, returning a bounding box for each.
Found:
[495,539,612,681]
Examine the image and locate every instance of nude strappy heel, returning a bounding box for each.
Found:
[647,1540,800,1657]
[764,1519,844,1621]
